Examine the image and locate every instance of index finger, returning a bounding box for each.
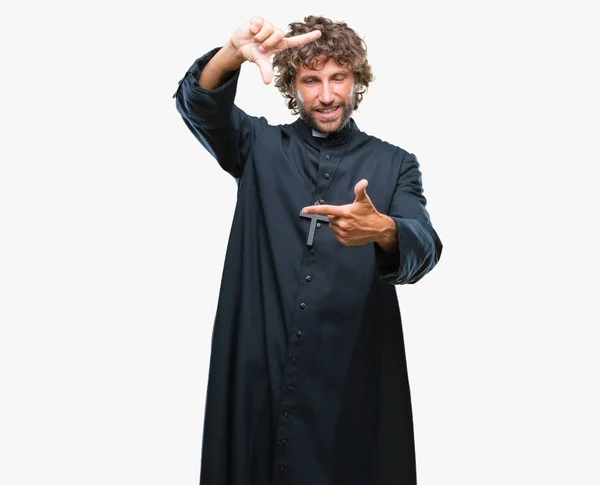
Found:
[301,204,345,217]
[279,30,321,50]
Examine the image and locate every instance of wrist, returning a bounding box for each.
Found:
[221,40,246,69]
[198,42,245,90]
[375,215,398,253]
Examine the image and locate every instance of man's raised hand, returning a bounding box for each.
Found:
[230,16,321,84]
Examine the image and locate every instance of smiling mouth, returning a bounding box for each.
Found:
[316,106,339,113]
[314,106,341,120]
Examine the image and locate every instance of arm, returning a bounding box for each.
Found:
[300,152,442,284]
[173,16,321,179]
[299,170,440,285]
[174,47,268,179]
[373,150,443,285]
[197,41,245,90]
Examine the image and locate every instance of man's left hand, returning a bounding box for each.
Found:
[301,179,397,249]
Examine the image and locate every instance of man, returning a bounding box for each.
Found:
[174,14,442,485]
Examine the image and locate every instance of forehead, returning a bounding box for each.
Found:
[296,57,351,78]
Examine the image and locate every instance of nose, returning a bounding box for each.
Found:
[318,81,335,105]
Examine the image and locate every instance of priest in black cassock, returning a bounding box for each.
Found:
[174,14,443,485]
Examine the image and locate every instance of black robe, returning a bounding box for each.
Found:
[174,47,443,485]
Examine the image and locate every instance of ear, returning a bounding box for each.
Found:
[349,82,358,109]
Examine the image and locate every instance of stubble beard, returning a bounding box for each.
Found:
[295,86,356,135]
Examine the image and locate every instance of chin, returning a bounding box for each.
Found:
[312,117,342,134]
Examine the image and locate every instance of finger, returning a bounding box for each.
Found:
[333,233,350,246]
[253,22,274,44]
[301,204,345,217]
[353,179,370,202]
[248,16,264,35]
[254,57,273,84]
[279,30,322,50]
[331,219,348,232]
[258,29,285,52]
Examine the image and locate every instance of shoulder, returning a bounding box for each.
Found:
[354,126,414,164]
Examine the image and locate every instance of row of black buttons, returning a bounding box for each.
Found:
[277,240,321,475]
[279,313,303,469]
[279,377,295,471]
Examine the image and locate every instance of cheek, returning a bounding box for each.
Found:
[298,87,317,105]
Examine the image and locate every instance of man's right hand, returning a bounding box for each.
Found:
[229,16,321,85]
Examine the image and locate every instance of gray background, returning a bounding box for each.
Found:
[1,0,599,484]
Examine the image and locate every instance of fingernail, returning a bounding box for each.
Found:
[302,208,308,213]
[258,45,266,52]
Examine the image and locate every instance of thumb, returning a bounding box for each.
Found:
[254,57,273,84]
[353,179,369,203]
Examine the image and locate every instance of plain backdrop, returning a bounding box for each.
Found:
[1,1,599,484]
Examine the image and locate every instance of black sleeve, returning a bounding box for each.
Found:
[174,47,269,179]
[374,149,443,285]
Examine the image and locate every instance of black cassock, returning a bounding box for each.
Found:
[174,47,443,485]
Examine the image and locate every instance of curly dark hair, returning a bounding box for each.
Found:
[272,15,374,114]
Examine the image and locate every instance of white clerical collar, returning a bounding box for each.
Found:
[312,128,328,138]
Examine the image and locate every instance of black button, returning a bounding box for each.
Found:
[325,154,331,160]
[279,465,287,473]
[280,439,288,447]
[296,329,302,337]
[287,384,295,392]
[316,223,321,229]
[324,173,330,179]
[310,249,316,255]
[319,199,325,204]
[284,411,291,419]
[300,302,306,309]
[305,275,312,282]
[291,357,299,365]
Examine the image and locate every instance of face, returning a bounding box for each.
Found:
[294,57,356,134]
